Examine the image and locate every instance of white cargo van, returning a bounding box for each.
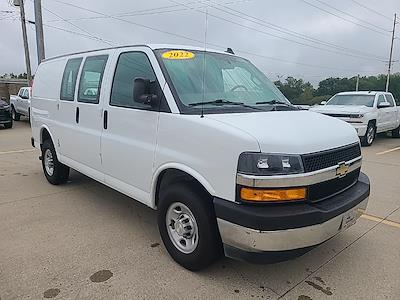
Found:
[31,45,370,270]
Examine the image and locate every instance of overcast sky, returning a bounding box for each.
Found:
[0,0,399,85]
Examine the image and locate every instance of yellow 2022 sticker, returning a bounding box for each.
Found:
[162,50,195,60]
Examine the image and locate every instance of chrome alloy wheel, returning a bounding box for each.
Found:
[166,202,199,254]
[44,148,54,176]
[367,125,375,144]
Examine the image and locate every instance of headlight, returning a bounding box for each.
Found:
[350,114,364,118]
[237,153,304,176]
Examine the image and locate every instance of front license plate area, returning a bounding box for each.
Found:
[341,210,357,231]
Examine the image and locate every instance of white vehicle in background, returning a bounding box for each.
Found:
[310,91,400,146]
[10,87,31,121]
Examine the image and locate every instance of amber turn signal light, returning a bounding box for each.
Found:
[240,187,306,202]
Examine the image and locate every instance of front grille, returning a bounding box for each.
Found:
[323,113,351,118]
[308,168,360,202]
[302,143,361,172]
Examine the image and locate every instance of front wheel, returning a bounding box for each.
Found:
[4,121,12,129]
[41,139,70,185]
[392,125,400,138]
[361,122,376,146]
[12,106,20,121]
[157,183,222,271]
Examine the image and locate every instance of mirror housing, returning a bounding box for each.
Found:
[320,101,327,105]
[377,102,391,109]
[133,78,159,108]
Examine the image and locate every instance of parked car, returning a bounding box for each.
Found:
[10,86,31,121]
[310,91,400,146]
[0,97,13,129]
[31,45,370,270]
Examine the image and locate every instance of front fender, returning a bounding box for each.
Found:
[150,162,216,209]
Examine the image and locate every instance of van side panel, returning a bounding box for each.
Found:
[31,59,65,149]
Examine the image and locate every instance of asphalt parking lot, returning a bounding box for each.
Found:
[1,120,399,300]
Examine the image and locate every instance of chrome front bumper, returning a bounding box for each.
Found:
[217,197,368,252]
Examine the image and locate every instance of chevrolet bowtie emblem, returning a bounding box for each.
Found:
[336,162,349,177]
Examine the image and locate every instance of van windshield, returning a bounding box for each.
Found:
[327,95,375,107]
[155,49,290,114]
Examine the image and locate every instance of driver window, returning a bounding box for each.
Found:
[385,94,395,107]
[377,95,386,106]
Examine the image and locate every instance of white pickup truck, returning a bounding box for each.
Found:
[310,91,400,146]
[10,86,31,121]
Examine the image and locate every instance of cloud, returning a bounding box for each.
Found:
[0,0,398,85]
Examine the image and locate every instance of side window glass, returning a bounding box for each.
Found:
[22,89,28,99]
[377,95,386,106]
[78,55,108,104]
[60,58,82,101]
[110,52,157,109]
[18,89,24,97]
[386,94,395,107]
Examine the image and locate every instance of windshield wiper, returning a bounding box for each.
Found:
[256,99,298,110]
[189,99,264,111]
[256,99,292,106]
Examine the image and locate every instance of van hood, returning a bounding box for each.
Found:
[206,111,358,154]
[310,105,371,114]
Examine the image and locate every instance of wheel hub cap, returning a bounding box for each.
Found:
[166,202,198,254]
[44,149,54,176]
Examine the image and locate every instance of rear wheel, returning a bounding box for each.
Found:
[41,139,70,185]
[361,122,376,146]
[157,183,222,271]
[392,125,400,138]
[4,121,12,129]
[11,106,20,121]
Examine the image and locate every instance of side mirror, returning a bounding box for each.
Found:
[320,101,327,105]
[133,78,159,108]
[377,102,390,109]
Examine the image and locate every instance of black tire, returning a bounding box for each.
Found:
[4,121,13,129]
[41,139,70,185]
[11,106,20,121]
[392,125,400,138]
[157,182,223,271]
[361,122,376,146]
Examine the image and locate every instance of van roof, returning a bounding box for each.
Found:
[42,44,231,62]
[336,91,392,96]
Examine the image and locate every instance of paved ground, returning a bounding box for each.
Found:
[0,121,399,300]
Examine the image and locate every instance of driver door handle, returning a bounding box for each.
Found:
[76,107,80,124]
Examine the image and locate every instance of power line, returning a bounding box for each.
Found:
[46,0,252,23]
[48,0,387,61]
[167,0,386,62]
[218,4,386,60]
[349,0,393,22]
[28,0,114,46]
[208,3,386,61]
[313,0,391,32]
[45,0,366,73]
[27,20,109,43]
[299,0,390,37]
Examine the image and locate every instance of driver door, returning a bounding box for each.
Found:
[376,94,390,132]
[101,48,166,205]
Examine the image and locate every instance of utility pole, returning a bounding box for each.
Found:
[16,0,32,86]
[386,13,397,92]
[34,0,45,63]
[355,74,359,91]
